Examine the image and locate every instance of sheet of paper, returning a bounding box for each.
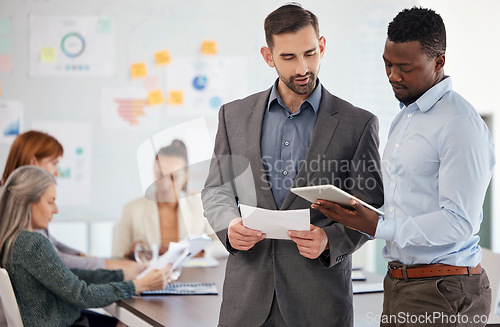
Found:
[352,282,383,294]
[101,87,161,129]
[183,234,212,259]
[165,56,248,113]
[137,242,189,280]
[351,270,367,281]
[0,100,23,144]
[32,122,92,206]
[240,204,310,240]
[29,15,115,76]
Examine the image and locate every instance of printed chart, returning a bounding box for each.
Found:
[0,100,23,144]
[29,15,114,76]
[101,87,160,129]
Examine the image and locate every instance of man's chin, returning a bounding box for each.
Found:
[291,82,315,95]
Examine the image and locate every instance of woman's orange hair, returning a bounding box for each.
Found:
[1,131,63,185]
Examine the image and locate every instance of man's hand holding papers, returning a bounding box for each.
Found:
[235,205,329,259]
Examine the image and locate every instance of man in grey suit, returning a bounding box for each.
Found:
[202,4,383,327]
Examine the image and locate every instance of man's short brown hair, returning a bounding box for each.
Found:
[264,3,320,50]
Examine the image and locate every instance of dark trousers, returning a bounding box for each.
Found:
[261,292,288,327]
[381,267,492,327]
[71,310,119,327]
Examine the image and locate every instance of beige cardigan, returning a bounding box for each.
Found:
[112,193,226,259]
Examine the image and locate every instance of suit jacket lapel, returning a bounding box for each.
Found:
[248,88,278,210]
[280,89,339,210]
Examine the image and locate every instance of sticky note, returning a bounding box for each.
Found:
[131,62,147,78]
[148,89,165,106]
[201,40,217,55]
[0,18,11,35]
[0,38,11,54]
[155,50,171,66]
[168,90,184,106]
[0,54,11,72]
[40,47,57,63]
[96,18,112,33]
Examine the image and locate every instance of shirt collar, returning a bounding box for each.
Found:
[400,76,452,112]
[267,78,322,114]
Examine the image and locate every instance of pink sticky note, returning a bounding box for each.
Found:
[0,54,12,72]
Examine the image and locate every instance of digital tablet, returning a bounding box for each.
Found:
[290,184,384,216]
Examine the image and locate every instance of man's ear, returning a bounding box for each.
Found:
[260,46,275,68]
[435,54,445,72]
[30,156,37,165]
[319,36,326,59]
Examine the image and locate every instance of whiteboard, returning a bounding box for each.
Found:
[2,0,468,223]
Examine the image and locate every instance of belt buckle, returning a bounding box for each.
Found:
[388,264,400,279]
[388,263,399,270]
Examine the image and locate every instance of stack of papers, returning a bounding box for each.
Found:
[351,269,367,281]
[137,234,212,279]
[352,282,384,294]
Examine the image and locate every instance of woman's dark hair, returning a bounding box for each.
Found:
[387,6,446,58]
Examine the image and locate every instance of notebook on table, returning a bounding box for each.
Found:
[140,282,218,296]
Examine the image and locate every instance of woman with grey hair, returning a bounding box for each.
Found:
[0,166,171,327]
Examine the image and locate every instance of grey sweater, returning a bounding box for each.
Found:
[2,231,135,327]
[35,229,106,270]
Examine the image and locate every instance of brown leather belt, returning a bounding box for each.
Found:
[390,263,482,279]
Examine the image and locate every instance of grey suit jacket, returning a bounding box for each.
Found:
[202,85,384,327]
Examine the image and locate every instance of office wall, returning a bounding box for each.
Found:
[417,0,500,253]
[0,0,498,261]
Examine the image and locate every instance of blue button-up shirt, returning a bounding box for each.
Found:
[261,79,322,208]
[375,76,495,266]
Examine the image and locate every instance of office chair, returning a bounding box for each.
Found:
[0,268,24,327]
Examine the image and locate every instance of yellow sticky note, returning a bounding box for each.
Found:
[201,40,217,55]
[155,50,171,66]
[168,90,184,106]
[131,62,147,78]
[148,89,165,106]
[40,47,57,63]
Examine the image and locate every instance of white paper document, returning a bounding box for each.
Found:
[136,235,212,280]
[352,282,384,294]
[240,204,310,240]
[137,242,189,280]
[182,234,212,263]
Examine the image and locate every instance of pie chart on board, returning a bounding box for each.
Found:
[61,32,85,58]
[192,75,208,91]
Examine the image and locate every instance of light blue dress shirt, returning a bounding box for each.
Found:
[261,78,321,208]
[375,76,495,266]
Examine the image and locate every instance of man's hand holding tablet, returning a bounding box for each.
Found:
[291,185,383,236]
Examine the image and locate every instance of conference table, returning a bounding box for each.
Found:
[104,257,389,327]
[105,258,500,326]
